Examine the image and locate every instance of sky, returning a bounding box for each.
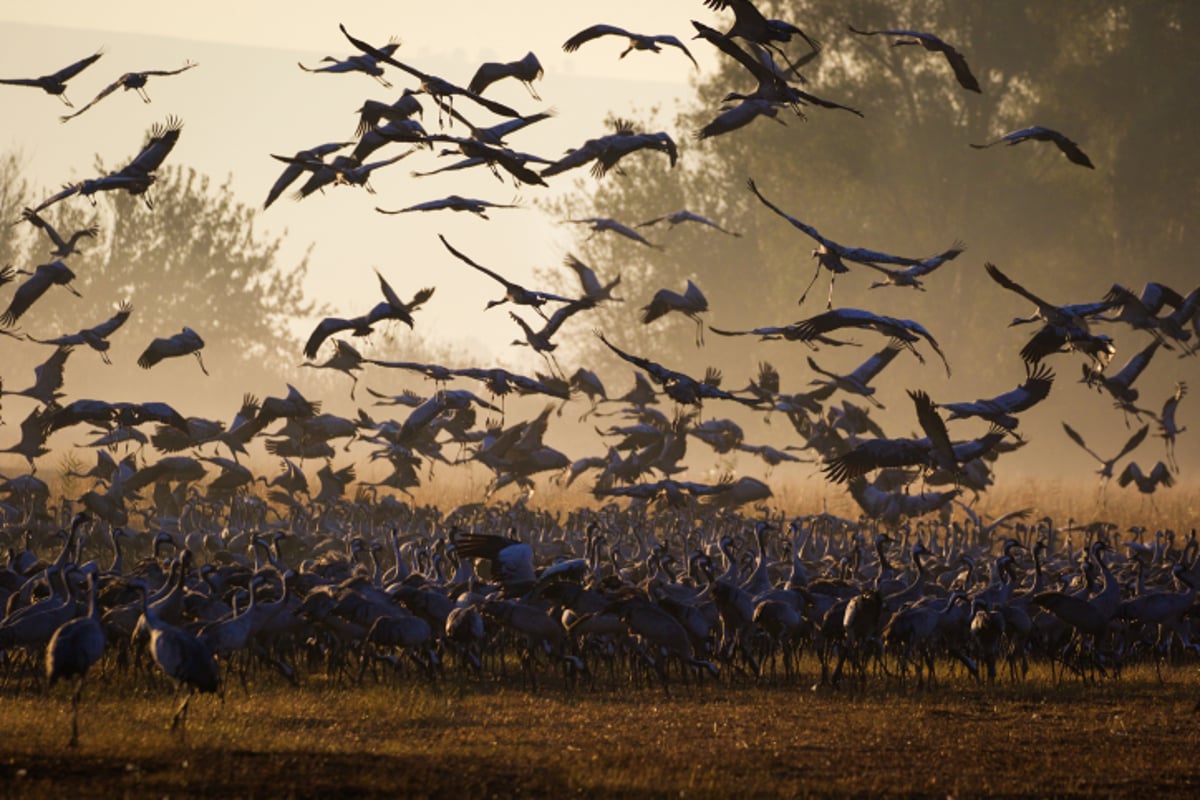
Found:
[0,2,719,361]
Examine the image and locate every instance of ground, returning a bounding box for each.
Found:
[2,663,1198,798]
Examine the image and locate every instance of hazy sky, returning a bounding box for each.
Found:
[0,2,718,362]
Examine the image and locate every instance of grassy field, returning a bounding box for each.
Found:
[2,662,1198,798]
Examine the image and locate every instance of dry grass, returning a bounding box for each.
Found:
[2,662,1199,798]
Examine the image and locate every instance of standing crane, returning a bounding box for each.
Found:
[132,580,221,734]
[45,572,105,747]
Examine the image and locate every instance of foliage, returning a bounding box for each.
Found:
[551,0,1200,377]
[1,160,323,398]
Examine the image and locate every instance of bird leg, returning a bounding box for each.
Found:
[372,75,394,89]
[796,259,824,308]
[170,692,191,733]
[521,81,542,101]
[68,677,85,748]
[193,351,210,377]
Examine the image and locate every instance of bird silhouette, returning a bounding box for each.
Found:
[641,279,710,346]
[848,26,980,92]
[563,24,699,69]
[33,116,183,212]
[25,301,132,364]
[20,208,99,257]
[970,126,1094,169]
[59,61,197,121]
[298,36,400,86]
[137,327,207,375]
[0,260,81,327]
[0,49,103,106]
[468,52,544,99]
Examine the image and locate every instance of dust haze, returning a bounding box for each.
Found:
[0,2,1196,499]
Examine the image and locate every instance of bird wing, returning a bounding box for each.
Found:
[986,363,1056,415]
[1109,339,1161,389]
[595,331,664,379]
[909,390,955,473]
[563,24,630,52]
[31,183,82,214]
[1,270,50,327]
[1046,130,1095,168]
[746,178,832,247]
[121,116,183,176]
[264,161,309,209]
[30,346,73,399]
[1114,424,1151,462]
[59,73,127,121]
[939,42,981,93]
[655,36,700,69]
[1061,422,1104,464]
[1116,461,1140,488]
[640,289,685,324]
[51,50,104,83]
[88,301,134,338]
[467,61,511,95]
[846,341,903,385]
[19,208,67,251]
[540,139,603,177]
[691,21,775,85]
[339,25,519,118]
[437,234,513,289]
[984,263,1056,315]
[1149,462,1174,488]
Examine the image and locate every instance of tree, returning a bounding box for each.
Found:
[1,160,323,414]
[552,0,1200,379]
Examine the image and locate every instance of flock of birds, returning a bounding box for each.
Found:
[1,1,1198,743]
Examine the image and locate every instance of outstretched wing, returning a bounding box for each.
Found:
[563,24,630,53]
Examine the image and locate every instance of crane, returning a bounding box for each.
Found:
[970,126,1095,169]
[45,572,105,747]
[562,24,699,69]
[137,327,207,375]
[468,52,544,100]
[33,116,183,212]
[0,260,82,327]
[59,61,197,121]
[25,301,133,364]
[298,36,400,86]
[438,234,571,316]
[638,209,742,237]
[0,49,103,106]
[20,208,99,257]
[641,279,709,346]
[848,26,980,92]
